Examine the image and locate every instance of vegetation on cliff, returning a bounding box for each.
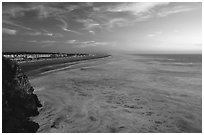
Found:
[2,57,42,132]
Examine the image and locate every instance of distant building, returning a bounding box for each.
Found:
[3,52,92,63]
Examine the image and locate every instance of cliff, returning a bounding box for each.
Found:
[2,57,42,132]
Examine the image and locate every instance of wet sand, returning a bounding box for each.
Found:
[30,54,202,133]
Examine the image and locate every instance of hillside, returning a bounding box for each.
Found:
[2,57,42,132]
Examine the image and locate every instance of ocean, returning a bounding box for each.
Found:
[31,53,202,132]
[134,54,202,64]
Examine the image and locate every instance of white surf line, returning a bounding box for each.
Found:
[66,57,112,72]
[40,59,103,75]
[41,63,84,75]
[41,56,110,69]
[64,64,102,72]
[37,58,97,72]
[45,61,81,68]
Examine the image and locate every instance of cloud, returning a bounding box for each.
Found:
[24,30,63,37]
[56,17,68,28]
[3,28,17,35]
[87,2,197,31]
[85,3,170,31]
[147,31,163,38]
[157,5,195,17]
[26,31,42,36]
[3,3,81,35]
[56,17,81,35]
[78,41,115,48]
[41,29,54,36]
[106,2,169,15]
[41,40,56,44]
[2,3,166,32]
[44,33,54,36]
[34,4,65,19]
[66,40,78,44]
[65,39,115,48]
[53,33,64,38]
[76,18,101,30]
[63,28,81,35]
[3,3,78,19]
[40,40,57,47]
[41,29,64,37]
[3,4,26,18]
[27,40,37,43]
[106,18,129,29]
[2,2,200,35]
[27,40,56,44]
[147,34,155,38]
[3,20,33,30]
[89,30,95,35]
[76,16,132,32]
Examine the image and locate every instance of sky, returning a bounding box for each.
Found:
[2,2,202,53]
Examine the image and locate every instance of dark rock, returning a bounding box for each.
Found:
[2,57,42,133]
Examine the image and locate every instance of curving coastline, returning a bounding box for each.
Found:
[19,54,111,77]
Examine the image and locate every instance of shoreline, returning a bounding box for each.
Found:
[20,55,111,78]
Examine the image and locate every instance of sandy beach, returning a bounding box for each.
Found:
[30,54,202,133]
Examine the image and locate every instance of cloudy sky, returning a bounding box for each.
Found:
[2,2,202,53]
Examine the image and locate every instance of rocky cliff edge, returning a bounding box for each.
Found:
[2,57,42,132]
